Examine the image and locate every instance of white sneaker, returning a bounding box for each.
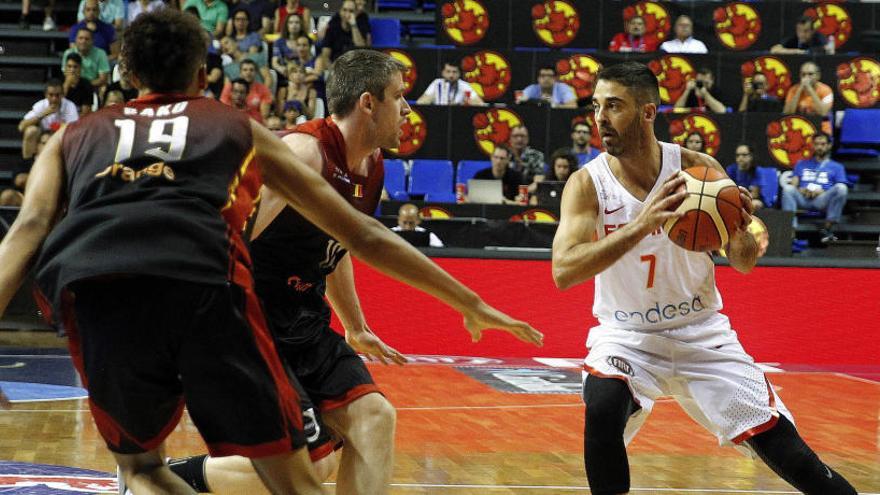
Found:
[42,16,56,31]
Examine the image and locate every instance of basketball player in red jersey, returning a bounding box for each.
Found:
[167,49,544,495]
[552,62,856,495]
[0,11,542,495]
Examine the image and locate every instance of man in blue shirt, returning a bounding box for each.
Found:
[725,143,765,210]
[517,65,577,108]
[781,132,848,242]
[69,0,116,59]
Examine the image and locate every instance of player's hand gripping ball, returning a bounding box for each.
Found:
[664,166,744,252]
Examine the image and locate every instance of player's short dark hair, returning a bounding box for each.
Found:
[121,9,207,93]
[326,49,406,118]
[596,61,660,105]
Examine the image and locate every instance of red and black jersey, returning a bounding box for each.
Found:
[36,94,261,307]
[250,117,384,343]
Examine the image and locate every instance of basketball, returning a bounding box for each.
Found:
[664,166,743,252]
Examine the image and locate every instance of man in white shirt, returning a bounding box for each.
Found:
[416,62,484,106]
[659,15,707,54]
[391,203,445,247]
[17,79,78,160]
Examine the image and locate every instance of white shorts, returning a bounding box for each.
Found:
[582,312,793,450]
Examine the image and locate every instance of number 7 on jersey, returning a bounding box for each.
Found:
[640,254,656,289]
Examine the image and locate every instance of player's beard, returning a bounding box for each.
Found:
[603,114,642,157]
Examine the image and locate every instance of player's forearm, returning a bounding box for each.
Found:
[0,214,54,315]
[727,230,757,274]
[325,255,367,332]
[553,222,648,290]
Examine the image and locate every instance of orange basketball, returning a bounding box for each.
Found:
[664,166,743,252]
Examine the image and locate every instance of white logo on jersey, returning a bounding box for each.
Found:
[319,239,346,270]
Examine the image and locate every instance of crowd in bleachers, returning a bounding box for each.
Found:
[11,0,880,252]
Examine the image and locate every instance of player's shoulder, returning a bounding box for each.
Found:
[679,146,723,172]
[280,130,322,171]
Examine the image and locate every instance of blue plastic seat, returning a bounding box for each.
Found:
[384,159,407,199]
[409,159,454,196]
[370,18,401,47]
[837,109,880,158]
[456,160,490,185]
[424,192,457,203]
[376,0,417,10]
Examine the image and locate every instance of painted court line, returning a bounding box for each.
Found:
[321,482,880,494]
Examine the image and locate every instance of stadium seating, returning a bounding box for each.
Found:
[755,166,779,208]
[837,109,880,158]
[424,192,457,203]
[384,159,408,200]
[456,160,491,185]
[409,159,453,196]
[370,18,401,48]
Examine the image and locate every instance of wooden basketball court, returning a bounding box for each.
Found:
[1,331,878,494]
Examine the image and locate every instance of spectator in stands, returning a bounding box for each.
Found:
[674,67,727,113]
[106,65,138,101]
[517,65,577,109]
[570,121,599,166]
[771,15,834,55]
[126,0,165,25]
[784,61,833,134]
[76,0,122,31]
[683,132,704,153]
[221,39,268,83]
[660,15,707,54]
[319,0,370,64]
[416,61,484,106]
[546,148,578,183]
[781,132,848,243]
[70,0,117,60]
[183,0,228,38]
[229,10,263,54]
[392,204,445,248]
[738,72,782,113]
[283,65,317,118]
[273,13,308,73]
[0,190,24,207]
[62,53,95,116]
[103,89,124,107]
[508,124,546,184]
[224,78,263,122]
[18,79,77,160]
[283,99,306,128]
[274,0,311,35]
[473,144,526,203]
[726,144,765,211]
[19,0,56,31]
[227,0,274,35]
[353,0,372,45]
[62,28,111,90]
[264,114,283,131]
[609,16,657,53]
[221,60,273,122]
[205,37,225,98]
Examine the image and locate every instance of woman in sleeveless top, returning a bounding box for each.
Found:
[284,64,317,119]
[274,0,310,35]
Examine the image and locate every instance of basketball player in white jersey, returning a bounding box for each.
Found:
[552,62,857,495]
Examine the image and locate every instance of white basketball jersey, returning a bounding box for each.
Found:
[585,142,722,331]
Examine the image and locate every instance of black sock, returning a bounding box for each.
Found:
[168,455,211,493]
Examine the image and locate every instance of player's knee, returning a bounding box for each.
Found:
[583,377,634,436]
[356,393,396,431]
[312,451,338,481]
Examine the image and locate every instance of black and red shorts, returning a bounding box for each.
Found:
[61,276,307,457]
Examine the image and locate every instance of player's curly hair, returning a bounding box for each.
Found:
[327,49,406,118]
[121,9,207,93]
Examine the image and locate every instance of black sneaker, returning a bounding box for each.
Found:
[819,229,838,244]
[19,14,29,29]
